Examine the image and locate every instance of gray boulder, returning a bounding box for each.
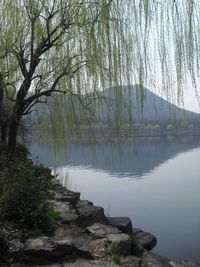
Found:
[132,228,157,251]
[87,223,121,238]
[9,239,24,260]
[132,228,142,234]
[76,200,107,227]
[10,236,76,264]
[54,188,80,206]
[76,200,93,207]
[23,236,75,263]
[107,233,131,256]
[107,217,133,235]
[11,259,121,267]
[76,246,94,260]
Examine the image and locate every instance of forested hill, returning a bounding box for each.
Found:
[33,85,200,130]
[96,85,200,125]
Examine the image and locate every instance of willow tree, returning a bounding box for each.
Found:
[0,0,200,152]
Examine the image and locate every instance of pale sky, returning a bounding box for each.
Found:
[183,86,200,114]
[151,85,200,114]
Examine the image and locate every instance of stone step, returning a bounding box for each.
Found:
[87,223,121,238]
[75,200,107,227]
[107,217,133,235]
[9,235,93,265]
[11,259,120,267]
[87,223,131,256]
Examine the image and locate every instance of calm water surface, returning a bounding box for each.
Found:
[29,136,200,263]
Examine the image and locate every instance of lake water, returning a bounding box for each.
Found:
[29,136,200,263]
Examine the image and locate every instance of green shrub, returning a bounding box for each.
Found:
[32,205,61,235]
[0,145,58,235]
[112,254,121,265]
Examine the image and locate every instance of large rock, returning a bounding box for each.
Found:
[9,239,24,260]
[76,245,94,260]
[132,228,157,251]
[54,188,80,206]
[11,259,121,267]
[107,217,133,235]
[23,236,75,263]
[87,223,121,238]
[54,225,93,260]
[76,200,93,207]
[76,200,107,227]
[132,228,142,234]
[107,233,131,256]
[87,224,129,258]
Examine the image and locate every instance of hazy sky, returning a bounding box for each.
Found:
[151,85,200,114]
[183,86,200,114]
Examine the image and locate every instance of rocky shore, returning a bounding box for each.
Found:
[6,179,200,267]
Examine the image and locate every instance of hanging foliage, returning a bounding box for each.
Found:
[0,0,199,150]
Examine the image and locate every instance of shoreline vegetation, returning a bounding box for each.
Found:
[0,142,199,267]
[0,143,60,266]
[30,124,200,151]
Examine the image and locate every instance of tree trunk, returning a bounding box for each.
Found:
[8,116,19,153]
[1,123,7,143]
[0,72,4,107]
[7,76,33,153]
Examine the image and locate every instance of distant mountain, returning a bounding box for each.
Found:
[95,85,200,125]
[31,84,200,132]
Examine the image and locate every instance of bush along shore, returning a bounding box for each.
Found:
[0,143,200,267]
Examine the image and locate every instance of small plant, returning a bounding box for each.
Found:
[112,254,121,265]
[32,205,61,235]
[91,234,99,240]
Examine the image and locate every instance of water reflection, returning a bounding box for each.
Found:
[28,136,200,262]
[30,136,200,178]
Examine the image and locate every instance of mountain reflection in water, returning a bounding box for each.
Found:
[30,136,200,178]
[29,136,200,263]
